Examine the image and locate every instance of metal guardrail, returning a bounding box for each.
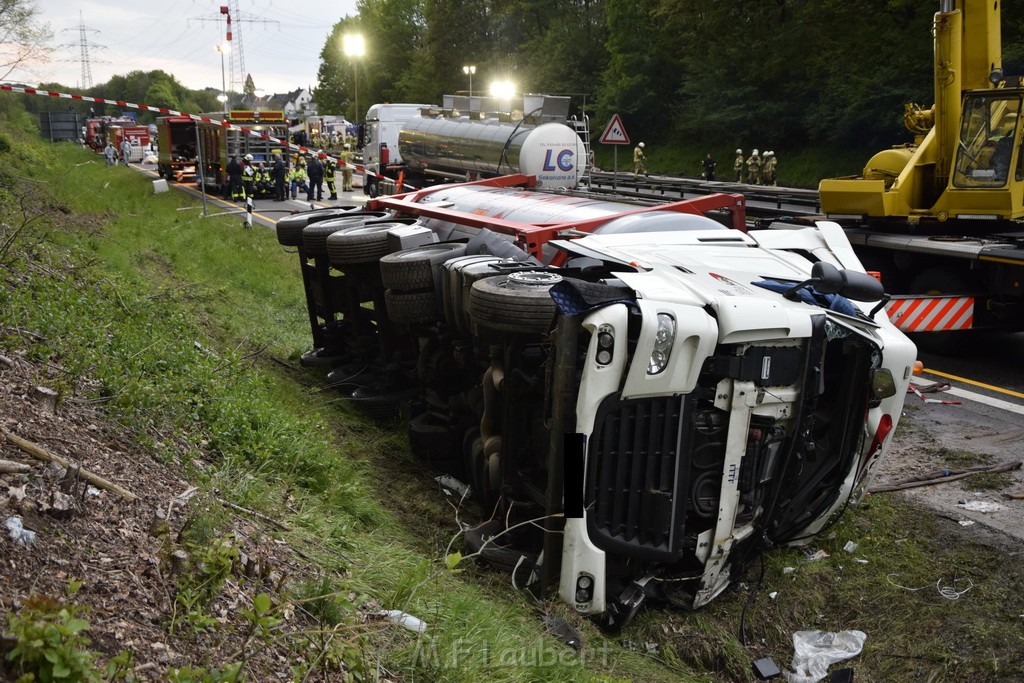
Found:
[586,170,822,218]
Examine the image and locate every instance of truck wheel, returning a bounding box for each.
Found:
[384,289,440,325]
[302,215,384,255]
[469,272,563,334]
[909,267,976,354]
[276,207,368,246]
[379,243,468,290]
[326,222,400,265]
[463,430,500,512]
[366,178,380,198]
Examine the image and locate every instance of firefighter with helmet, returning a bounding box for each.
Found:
[324,152,338,200]
[633,141,648,178]
[734,149,744,182]
[340,143,355,192]
[746,148,762,185]
[242,153,256,199]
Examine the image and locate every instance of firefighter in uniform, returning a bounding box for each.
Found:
[226,154,244,200]
[242,154,256,199]
[324,154,338,200]
[746,149,762,185]
[734,149,744,182]
[307,151,324,201]
[633,141,648,178]
[340,143,355,192]
[763,151,777,186]
[271,151,287,201]
[256,162,272,197]
[289,158,308,200]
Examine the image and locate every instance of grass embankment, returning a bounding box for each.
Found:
[2,108,1023,681]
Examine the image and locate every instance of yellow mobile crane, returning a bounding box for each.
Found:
[819,0,1024,338]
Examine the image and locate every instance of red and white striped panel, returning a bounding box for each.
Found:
[885,296,974,332]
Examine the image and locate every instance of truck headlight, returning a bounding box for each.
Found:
[596,324,614,366]
[647,313,675,375]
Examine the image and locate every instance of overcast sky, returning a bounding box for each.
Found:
[12,0,358,97]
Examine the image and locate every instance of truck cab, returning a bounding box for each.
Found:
[361,103,435,196]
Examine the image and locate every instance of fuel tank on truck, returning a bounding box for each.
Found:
[398,116,586,189]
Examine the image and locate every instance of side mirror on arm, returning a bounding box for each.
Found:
[839,269,885,302]
[784,261,843,300]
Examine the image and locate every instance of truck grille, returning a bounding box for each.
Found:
[586,394,689,561]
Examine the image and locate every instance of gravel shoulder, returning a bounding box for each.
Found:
[875,383,1024,550]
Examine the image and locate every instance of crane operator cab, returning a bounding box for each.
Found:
[953,94,1021,187]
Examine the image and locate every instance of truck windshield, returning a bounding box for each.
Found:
[953,94,1021,188]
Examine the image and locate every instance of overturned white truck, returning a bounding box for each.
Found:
[276,172,915,630]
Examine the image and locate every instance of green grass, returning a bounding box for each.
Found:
[3,110,1024,681]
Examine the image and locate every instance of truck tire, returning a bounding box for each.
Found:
[379,243,468,291]
[302,216,382,255]
[326,222,401,265]
[276,207,370,246]
[469,272,563,334]
[384,289,440,325]
[366,178,380,198]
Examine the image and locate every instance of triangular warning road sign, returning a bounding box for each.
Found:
[599,114,630,145]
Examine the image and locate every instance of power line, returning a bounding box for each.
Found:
[60,12,106,89]
[187,2,279,96]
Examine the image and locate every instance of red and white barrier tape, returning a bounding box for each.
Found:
[908,383,961,405]
[0,83,410,189]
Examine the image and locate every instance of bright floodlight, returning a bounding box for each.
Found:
[463,65,476,75]
[343,33,365,58]
[489,80,515,100]
[217,42,231,55]
[217,93,228,103]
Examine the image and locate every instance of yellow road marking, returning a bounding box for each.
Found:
[923,367,1024,400]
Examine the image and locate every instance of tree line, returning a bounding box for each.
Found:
[14,0,1024,161]
[314,0,1024,152]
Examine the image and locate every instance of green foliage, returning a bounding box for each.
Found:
[166,664,242,683]
[3,595,100,683]
[171,536,240,634]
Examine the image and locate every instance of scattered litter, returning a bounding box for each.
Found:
[958,500,1004,513]
[434,474,471,499]
[5,516,37,546]
[542,614,583,650]
[384,610,428,634]
[783,566,796,574]
[842,541,858,553]
[907,382,961,405]
[86,486,102,497]
[785,629,866,683]
[854,558,869,564]
[768,591,778,600]
[958,519,975,527]
[937,577,974,601]
[803,549,830,562]
[753,656,782,680]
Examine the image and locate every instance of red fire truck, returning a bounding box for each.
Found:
[195,110,289,196]
[155,116,198,181]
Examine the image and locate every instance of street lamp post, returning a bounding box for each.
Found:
[462,65,476,101]
[254,88,265,113]
[342,33,365,126]
[216,42,231,114]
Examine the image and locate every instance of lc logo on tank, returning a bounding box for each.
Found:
[542,149,575,172]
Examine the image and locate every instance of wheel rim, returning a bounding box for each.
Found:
[506,271,563,289]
